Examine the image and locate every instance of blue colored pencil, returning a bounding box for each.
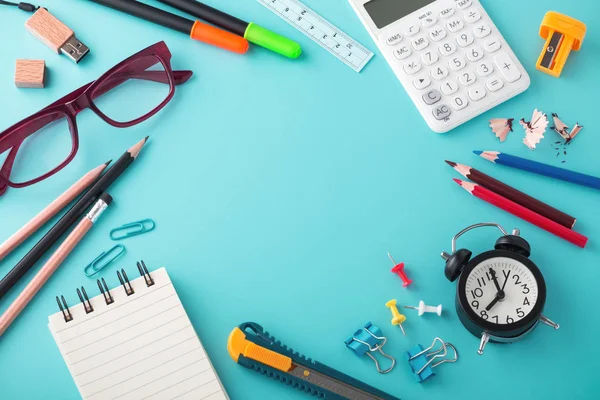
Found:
[474,150,600,191]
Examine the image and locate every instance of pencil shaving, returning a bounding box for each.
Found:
[489,118,514,142]
[552,113,584,143]
[520,109,548,150]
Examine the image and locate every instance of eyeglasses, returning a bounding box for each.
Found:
[0,41,192,196]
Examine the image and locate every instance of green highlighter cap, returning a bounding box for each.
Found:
[245,22,302,59]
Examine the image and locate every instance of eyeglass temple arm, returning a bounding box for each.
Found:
[0,70,192,186]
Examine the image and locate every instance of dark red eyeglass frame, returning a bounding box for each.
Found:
[0,41,192,196]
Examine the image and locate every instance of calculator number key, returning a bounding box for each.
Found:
[474,23,492,38]
[449,55,467,71]
[433,104,452,120]
[428,25,447,42]
[441,79,459,95]
[476,61,494,76]
[466,46,484,62]
[486,75,505,92]
[446,19,464,33]
[386,33,403,46]
[459,70,477,86]
[456,32,474,47]
[484,38,502,53]
[393,45,412,60]
[404,60,422,75]
[421,50,439,65]
[494,52,522,82]
[431,65,449,80]
[404,24,420,37]
[414,75,432,90]
[450,94,468,110]
[423,89,442,105]
[439,41,457,56]
[412,36,429,51]
[468,84,486,101]
[464,9,481,23]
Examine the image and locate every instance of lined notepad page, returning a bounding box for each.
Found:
[48,268,228,400]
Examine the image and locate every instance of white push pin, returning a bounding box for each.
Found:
[405,301,442,317]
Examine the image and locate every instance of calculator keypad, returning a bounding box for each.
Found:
[377,0,528,132]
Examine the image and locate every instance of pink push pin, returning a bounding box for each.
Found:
[388,253,412,287]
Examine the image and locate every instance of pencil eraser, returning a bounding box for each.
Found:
[15,59,46,88]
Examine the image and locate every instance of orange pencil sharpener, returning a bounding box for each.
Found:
[536,12,586,78]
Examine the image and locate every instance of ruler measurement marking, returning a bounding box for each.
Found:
[258,0,373,72]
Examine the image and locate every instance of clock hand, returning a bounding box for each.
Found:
[489,268,502,293]
[500,270,511,292]
[485,294,501,311]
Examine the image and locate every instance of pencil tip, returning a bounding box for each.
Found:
[129,137,149,159]
[445,160,457,167]
[144,136,149,142]
[473,150,483,156]
[105,160,113,167]
[453,178,462,185]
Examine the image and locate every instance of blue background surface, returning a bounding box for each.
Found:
[0,0,599,398]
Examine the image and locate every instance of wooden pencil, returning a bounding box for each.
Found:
[446,160,576,229]
[454,179,588,248]
[474,150,600,191]
[0,161,110,262]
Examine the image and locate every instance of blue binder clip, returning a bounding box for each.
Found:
[110,219,155,240]
[405,337,458,383]
[84,245,126,277]
[345,321,396,374]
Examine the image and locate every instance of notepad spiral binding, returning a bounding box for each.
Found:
[55,260,155,323]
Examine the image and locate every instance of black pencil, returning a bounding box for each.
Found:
[0,137,149,300]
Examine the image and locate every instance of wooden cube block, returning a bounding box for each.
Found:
[15,59,46,88]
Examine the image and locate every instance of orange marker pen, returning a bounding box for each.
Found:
[90,0,249,54]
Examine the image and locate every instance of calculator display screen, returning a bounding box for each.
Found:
[364,0,434,28]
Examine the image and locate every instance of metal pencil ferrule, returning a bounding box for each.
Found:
[86,200,109,223]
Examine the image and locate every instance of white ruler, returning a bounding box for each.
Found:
[257,0,374,72]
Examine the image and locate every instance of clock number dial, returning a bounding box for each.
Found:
[465,257,539,325]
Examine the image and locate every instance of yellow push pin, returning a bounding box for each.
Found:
[385,299,407,336]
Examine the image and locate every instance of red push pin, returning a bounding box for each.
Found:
[388,253,412,287]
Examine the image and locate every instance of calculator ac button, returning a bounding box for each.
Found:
[449,55,467,71]
[403,60,422,75]
[422,15,437,28]
[431,65,449,80]
[450,94,469,110]
[446,19,464,33]
[423,89,443,105]
[428,26,447,42]
[476,61,494,76]
[486,75,505,92]
[441,79,459,95]
[466,46,484,62]
[494,52,522,82]
[439,7,455,19]
[468,84,487,101]
[456,0,472,9]
[421,50,439,65]
[404,24,420,37]
[414,75,432,90]
[456,32,474,47]
[393,45,412,60]
[386,33,403,46]
[433,104,452,120]
[458,70,477,86]
[484,38,502,53]
[439,41,457,56]
[412,36,430,51]
[474,23,492,38]
[464,9,481,23]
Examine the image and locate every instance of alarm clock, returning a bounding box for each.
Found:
[440,223,559,355]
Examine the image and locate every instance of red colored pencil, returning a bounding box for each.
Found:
[454,179,588,248]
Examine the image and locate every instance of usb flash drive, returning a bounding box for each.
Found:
[25,8,89,64]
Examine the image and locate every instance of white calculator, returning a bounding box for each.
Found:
[349,0,530,133]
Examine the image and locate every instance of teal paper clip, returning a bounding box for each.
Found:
[84,245,126,277]
[110,219,155,240]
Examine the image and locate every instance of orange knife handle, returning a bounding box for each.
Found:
[190,20,249,54]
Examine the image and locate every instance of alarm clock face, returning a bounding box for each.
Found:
[457,250,546,336]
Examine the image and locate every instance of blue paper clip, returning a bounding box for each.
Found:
[110,219,155,240]
[345,321,395,374]
[84,245,126,277]
[405,337,458,383]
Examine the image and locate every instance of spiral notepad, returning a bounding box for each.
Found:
[48,266,228,400]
